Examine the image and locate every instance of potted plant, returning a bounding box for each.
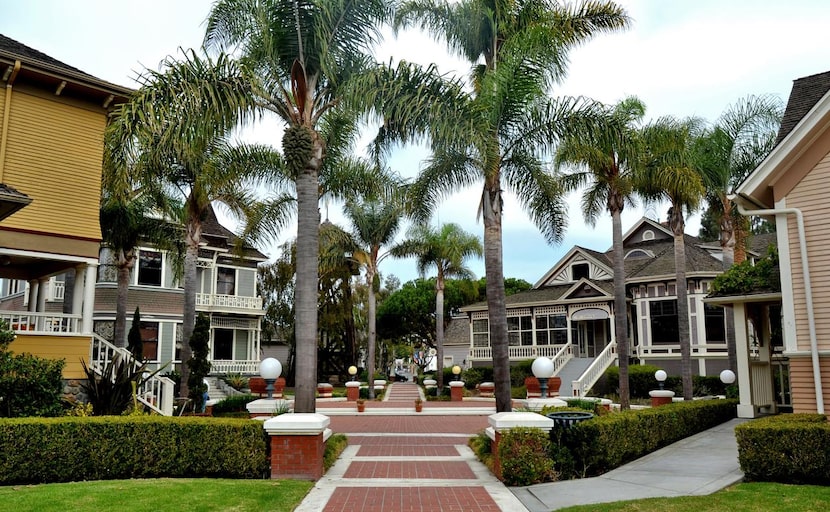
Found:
[356,398,366,412]
[414,398,423,413]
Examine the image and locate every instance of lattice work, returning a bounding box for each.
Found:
[534,306,566,315]
[507,308,531,317]
[211,316,258,330]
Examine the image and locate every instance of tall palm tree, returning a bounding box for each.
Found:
[343,199,404,398]
[108,50,277,397]
[392,0,631,412]
[555,96,645,409]
[391,223,483,391]
[692,95,783,372]
[640,117,706,400]
[204,0,437,412]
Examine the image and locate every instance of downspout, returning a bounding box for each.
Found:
[734,195,824,414]
[0,60,22,182]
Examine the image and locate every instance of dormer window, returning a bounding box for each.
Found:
[572,263,589,281]
[642,229,655,241]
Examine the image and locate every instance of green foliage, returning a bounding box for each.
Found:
[0,321,65,417]
[323,434,348,471]
[512,359,535,387]
[603,365,728,399]
[736,413,830,484]
[475,277,532,301]
[224,373,249,391]
[0,416,268,484]
[551,399,737,479]
[187,313,212,412]
[462,366,493,389]
[211,394,258,416]
[81,356,162,416]
[710,246,780,296]
[498,427,557,486]
[127,307,143,360]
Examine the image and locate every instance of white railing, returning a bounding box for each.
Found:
[469,344,564,361]
[572,341,617,397]
[196,293,263,311]
[0,311,81,334]
[636,343,729,358]
[550,342,574,377]
[210,359,261,375]
[90,335,175,416]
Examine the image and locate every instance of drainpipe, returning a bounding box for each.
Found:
[733,195,824,414]
[0,60,22,182]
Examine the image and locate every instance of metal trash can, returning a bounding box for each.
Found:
[546,411,594,428]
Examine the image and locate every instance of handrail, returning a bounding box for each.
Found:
[550,342,574,377]
[90,334,174,416]
[1,311,81,334]
[469,344,565,361]
[572,341,617,397]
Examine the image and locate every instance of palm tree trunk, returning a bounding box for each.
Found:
[294,162,321,413]
[114,251,134,348]
[672,214,693,400]
[366,267,377,399]
[720,206,738,372]
[483,186,510,412]
[435,277,445,392]
[611,208,630,409]
[180,216,202,399]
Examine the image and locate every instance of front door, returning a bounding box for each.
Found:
[213,328,234,360]
[576,320,608,358]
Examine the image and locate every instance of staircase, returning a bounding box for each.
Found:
[555,357,595,393]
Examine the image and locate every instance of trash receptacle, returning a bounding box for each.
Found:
[546,411,594,428]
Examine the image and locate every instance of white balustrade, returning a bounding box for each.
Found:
[195,293,263,311]
[572,341,617,397]
[550,343,574,376]
[209,360,261,375]
[469,344,565,361]
[1,311,81,334]
[636,343,729,358]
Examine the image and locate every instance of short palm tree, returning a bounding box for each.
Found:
[343,199,404,398]
[391,223,483,391]
[392,0,631,411]
[555,96,645,409]
[640,117,706,400]
[692,95,783,371]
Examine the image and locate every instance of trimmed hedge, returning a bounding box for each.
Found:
[551,399,737,478]
[0,416,268,484]
[604,365,729,398]
[736,413,830,484]
[212,394,259,415]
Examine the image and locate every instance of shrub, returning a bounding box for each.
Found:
[212,394,258,415]
[736,413,830,484]
[462,367,492,389]
[551,399,737,478]
[223,373,249,391]
[81,356,162,416]
[187,314,212,412]
[323,434,348,471]
[498,427,557,486]
[0,416,268,484]
[605,364,663,398]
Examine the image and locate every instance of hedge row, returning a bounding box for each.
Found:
[603,365,730,398]
[552,399,737,478]
[736,413,830,485]
[0,416,268,484]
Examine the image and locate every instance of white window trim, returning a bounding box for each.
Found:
[135,247,165,288]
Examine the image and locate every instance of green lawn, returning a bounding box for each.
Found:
[0,478,312,512]
[558,483,830,512]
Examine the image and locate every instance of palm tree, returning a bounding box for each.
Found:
[555,96,645,409]
[640,117,706,400]
[391,223,483,391]
[392,0,631,412]
[107,50,276,397]
[204,0,437,412]
[343,199,404,398]
[692,95,783,372]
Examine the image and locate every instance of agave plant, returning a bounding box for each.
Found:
[81,356,165,416]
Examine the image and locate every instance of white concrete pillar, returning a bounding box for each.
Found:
[72,264,86,318]
[37,277,49,312]
[27,279,38,311]
[81,263,98,334]
[733,303,755,418]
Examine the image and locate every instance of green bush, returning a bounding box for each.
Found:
[603,365,728,399]
[736,413,830,484]
[498,427,557,486]
[0,416,268,484]
[212,394,258,415]
[323,434,348,471]
[551,399,737,478]
[461,367,492,389]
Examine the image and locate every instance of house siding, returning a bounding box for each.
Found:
[789,355,830,414]
[784,150,830,353]
[1,89,104,241]
[9,334,90,379]
[94,286,184,316]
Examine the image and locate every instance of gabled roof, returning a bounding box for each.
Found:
[533,246,612,288]
[561,278,613,300]
[736,70,830,207]
[201,205,267,262]
[619,217,673,248]
[0,183,32,221]
[622,235,724,282]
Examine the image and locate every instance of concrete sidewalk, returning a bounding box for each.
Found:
[512,418,748,511]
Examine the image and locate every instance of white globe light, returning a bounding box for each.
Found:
[452,365,462,375]
[348,365,358,376]
[654,369,667,382]
[720,369,736,385]
[532,357,555,379]
[260,358,282,380]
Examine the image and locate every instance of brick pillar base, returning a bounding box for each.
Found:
[649,390,675,407]
[265,413,331,480]
[450,381,465,402]
[488,412,554,482]
[346,382,360,401]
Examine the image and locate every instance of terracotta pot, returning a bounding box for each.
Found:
[357,402,366,412]
[415,402,423,412]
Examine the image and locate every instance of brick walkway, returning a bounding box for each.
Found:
[294,383,529,512]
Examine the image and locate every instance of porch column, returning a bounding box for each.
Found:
[37,277,49,312]
[81,263,98,334]
[733,303,755,418]
[27,279,38,311]
[72,264,86,318]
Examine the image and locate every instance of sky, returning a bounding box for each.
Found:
[3,0,830,286]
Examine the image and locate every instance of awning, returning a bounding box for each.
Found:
[571,308,609,321]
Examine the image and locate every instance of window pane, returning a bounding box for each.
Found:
[138,250,162,286]
[536,316,548,329]
[521,331,533,346]
[537,331,549,345]
[520,316,532,330]
[217,267,236,295]
[552,314,567,329]
[704,304,726,343]
[507,317,520,331]
[508,332,520,346]
[553,330,568,344]
[473,319,488,333]
[473,333,489,347]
